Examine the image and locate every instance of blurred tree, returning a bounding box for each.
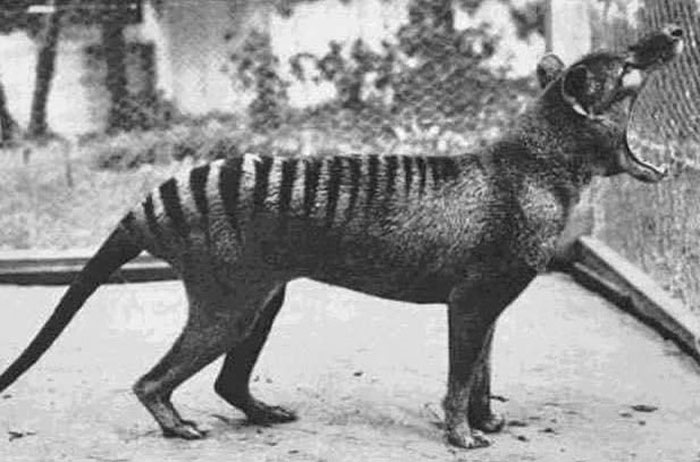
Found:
[509,0,546,39]
[0,80,17,145]
[101,0,130,133]
[28,0,69,139]
[289,0,502,117]
[237,0,545,134]
[230,28,289,132]
[0,1,41,34]
[0,0,38,142]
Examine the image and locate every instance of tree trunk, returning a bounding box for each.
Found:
[28,1,65,139]
[0,79,17,144]
[102,4,130,133]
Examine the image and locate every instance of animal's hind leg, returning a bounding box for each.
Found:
[214,284,297,425]
[132,273,278,439]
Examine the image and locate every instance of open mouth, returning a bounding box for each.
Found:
[620,25,683,182]
[618,136,667,183]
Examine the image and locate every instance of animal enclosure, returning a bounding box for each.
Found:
[0,0,698,311]
[580,0,700,310]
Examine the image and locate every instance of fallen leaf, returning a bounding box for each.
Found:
[631,404,658,413]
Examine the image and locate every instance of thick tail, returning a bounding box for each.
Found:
[0,225,142,392]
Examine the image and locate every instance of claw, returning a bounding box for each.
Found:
[474,412,505,434]
[446,424,492,449]
[162,421,207,440]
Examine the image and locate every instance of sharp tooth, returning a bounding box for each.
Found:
[622,69,643,88]
[674,40,685,55]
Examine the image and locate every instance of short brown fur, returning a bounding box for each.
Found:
[0,26,683,449]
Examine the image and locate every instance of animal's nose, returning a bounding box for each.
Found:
[667,25,683,38]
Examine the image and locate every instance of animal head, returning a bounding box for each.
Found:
[536,24,683,182]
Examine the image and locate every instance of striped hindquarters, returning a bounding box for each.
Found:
[119,153,461,253]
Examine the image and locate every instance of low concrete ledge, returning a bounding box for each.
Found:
[0,250,175,285]
[0,239,698,364]
[568,236,700,363]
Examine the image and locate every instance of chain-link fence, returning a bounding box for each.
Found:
[0,0,699,310]
[586,0,700,309]
[0,0,546,248]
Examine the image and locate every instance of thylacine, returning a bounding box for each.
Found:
[0,26,683,449]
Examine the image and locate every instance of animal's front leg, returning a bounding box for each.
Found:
[443,273,533,449]
[468,324,505,434]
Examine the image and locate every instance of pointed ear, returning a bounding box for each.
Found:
[536,53,565,89]
[561,64,592,116]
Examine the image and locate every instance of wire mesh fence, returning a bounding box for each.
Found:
[0,0,699,309]
[0,0,545,249]
[589,0,700,309]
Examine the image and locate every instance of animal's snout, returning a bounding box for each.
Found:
[667,25,683,39]
[626,24,684,69]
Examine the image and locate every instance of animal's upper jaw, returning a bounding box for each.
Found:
[555,25,684,183]
[627,24,684,70]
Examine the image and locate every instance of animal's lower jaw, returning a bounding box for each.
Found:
[619,142,668,183]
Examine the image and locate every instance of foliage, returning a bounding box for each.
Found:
[0,0,141,34]
[0,140,178,250]
[286,0,535,142]
[234,0,545,137]
[509,0,547,39]
[0,0,41,35]
[229,29,289,132]
[86,118,236,170]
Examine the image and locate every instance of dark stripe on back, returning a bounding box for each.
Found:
[189,164,211,245]
[415,156,427,196]
[121,210,135,227]
[160,178,190,239]
[427,157,442,190]
[303,158,323,217]
[384,155,398,199]
[325,156,343,227]
[189,164,210,219]
[441,157,459,182]
[278,158,297,222]
[345,156,362,222]
[143,194,163,241]
[366,154,380,209]
[219,157,244,238]
[120,211,137,236]
[429,156,460,187]
[402,155,413,197]
[252,155,274,215]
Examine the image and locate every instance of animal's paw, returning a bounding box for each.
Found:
[162,420,207,440]
[472,411,505,434]
[445,424,491,449]
[246,402,298,425]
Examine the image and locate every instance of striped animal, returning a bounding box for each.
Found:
[0,26,683,449]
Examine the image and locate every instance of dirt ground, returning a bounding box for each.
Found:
[1,273,700,462]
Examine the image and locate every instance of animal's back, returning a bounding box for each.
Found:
[122,153,502,300]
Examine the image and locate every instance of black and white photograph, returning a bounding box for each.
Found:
[0,0,698,460]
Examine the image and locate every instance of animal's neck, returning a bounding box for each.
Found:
[456,130,590,213]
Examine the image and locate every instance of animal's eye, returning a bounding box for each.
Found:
[618,63,632,80]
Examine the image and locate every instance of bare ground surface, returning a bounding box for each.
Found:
[1,273,700,462]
